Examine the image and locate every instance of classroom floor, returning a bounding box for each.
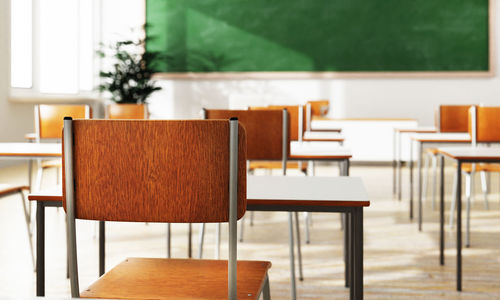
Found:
[1,162,500,299]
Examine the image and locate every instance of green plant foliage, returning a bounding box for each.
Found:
[98,36,163,104]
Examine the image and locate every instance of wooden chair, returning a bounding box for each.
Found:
[450,106,500,247]
[62,118,271,299]
[203,109,305,290]
[106,103,148,119]
[33,104,91,191]
[422,105,473,211]
[305,100,332,132]
[0,184,34,268]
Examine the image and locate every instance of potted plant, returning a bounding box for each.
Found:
[98,37,163,119]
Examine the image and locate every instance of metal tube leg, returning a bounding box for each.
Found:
[449,171,458,228]
[35,160,43,192]
[465,174,472,248]
[305,212,311,244]
[431,155,438,210]
[288,212,297,300]
[439,155,445,265]
[393,130,397,196]
[262,274,271,300]
[354,208,364,300]
[344,212,350,288]
[457,162,463,291]
[294,212,304,281]
[417,142,423,231]
[480,171,490,210]
[422,152,430,203]
[19,191,35,270]
[198,223,205,259]
[99,221,105,276]
[166,223,171,258]
[250,211,254,226]
[216,223,221,259]
[397,132,403,201]
[349,211,355,300]
[409,140,414,220]
[36,201,45,296]
[239,215,245,242]
[188,223,192,258]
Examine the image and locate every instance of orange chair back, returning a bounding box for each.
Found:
[205,109,286,160]
[268,105,306,141]
[469,106,500,143]
[106,104,148,119]
[37,104,91,139]
[62,120,247,223]
[436,105,472,133]
[307,100,329,117]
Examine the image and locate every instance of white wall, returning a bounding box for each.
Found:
[148,3,500,124]
[0,0,33,143]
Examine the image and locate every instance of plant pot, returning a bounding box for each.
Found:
[106,103,149,120]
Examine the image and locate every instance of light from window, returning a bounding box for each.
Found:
[10,0,33,89]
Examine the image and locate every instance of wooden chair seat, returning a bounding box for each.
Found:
[0,184,29,197]
[81,258,271,300]
[249,161,307,172]
[461,163,500,173]
[41,159,61,169]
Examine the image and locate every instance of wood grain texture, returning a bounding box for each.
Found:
[38,105,91,139]
[80,258,271,300]
[62,120,247,223]
[0,184,29,197]
[268,105,307,141]
[438,105,472,133]
[205,110,284,160]
[307,100,329,117]
[475,106,500,142]
[106,104,148,120]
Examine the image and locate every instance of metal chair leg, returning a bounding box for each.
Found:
[480,171,490,210]
[250,211,254,226]
[198,223,205,259]
[216,223,221,259]
[305,212,311,244]
[449,171,458,228]
[262,274,271,300]
[294,212,304,281]
[431,154,438,210]
[465,174,472,248]
[19,190,35,271]
[239,215,245,242]
[166,223,171,258]
[287,212,297,300]
[422,152,430,203]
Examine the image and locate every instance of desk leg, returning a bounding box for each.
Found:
[440,155,445,266]
[393,130,397,196]
[354,208,364,300]
[36,201,45,296]
[344,212,350,288]
[99,221,105,276]
[418,142,423,231]
[409,140,414,220]
[457,162,462,291]
[288,212,297,300]
[349,211,355,300]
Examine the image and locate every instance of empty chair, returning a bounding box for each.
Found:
[62,118,271,299]
[106,103,148,119]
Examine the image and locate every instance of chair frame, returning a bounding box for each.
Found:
[63,117,266,299]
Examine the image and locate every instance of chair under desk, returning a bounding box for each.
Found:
[29,175,370,300]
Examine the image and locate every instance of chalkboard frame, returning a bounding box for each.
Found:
[144,0,495,79]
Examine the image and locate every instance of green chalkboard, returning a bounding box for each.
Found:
[145,0,490,73]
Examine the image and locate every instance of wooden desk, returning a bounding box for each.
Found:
[409,133,471,231]
[393,127,437,200]
[0,142,61,158]
[30,175,369,300]
[437,147,500,292]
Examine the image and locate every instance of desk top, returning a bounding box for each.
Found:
[0,143,61,158]
[247,175,369,207]
[290,142,352,159]
[303,131,344,142]
[29,176,370,207]
[395,126,437,133]
[411,133,471,143]
[438,147,500,161]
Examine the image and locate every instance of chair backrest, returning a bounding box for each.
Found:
[469,105,500,144]
[435,105,472,133]
[63,119,246,297]
[106,103,148,119]
[204,109,287,161]
[307,100,329,117]
[36,104,91,140]
[268,105,306,141]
